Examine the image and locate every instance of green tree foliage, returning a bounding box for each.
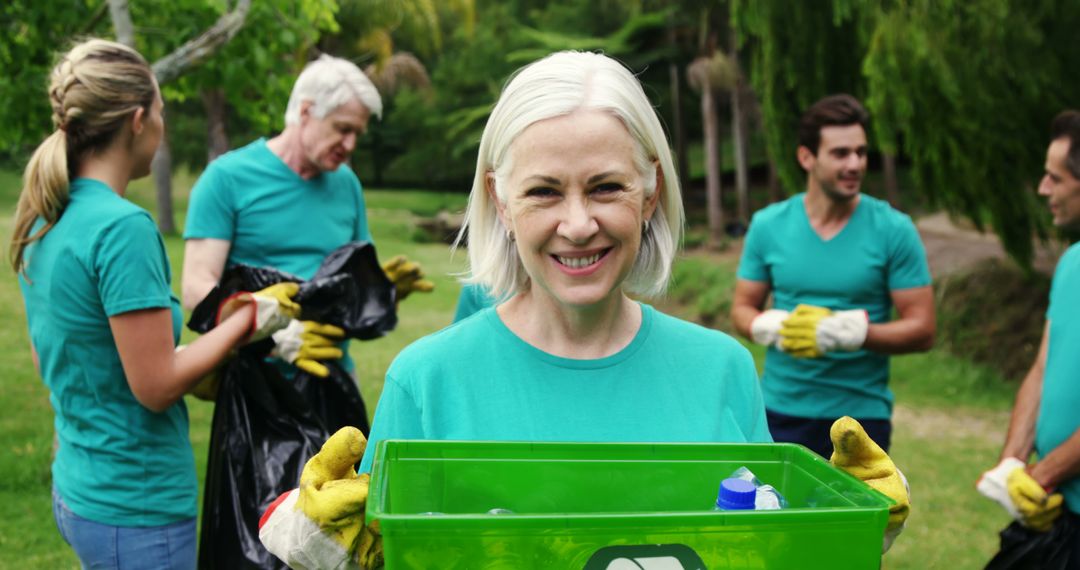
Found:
[0,0,111,161]
[731,0,865,195]
[861,0,1079,266]
[734,0,1080,266]
[368,0,687,189]
[160,0,341,169]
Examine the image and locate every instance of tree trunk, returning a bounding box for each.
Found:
[669,61,688,184]
[767,156,782,204]
[702,83,724,247]
[728,18,750,226]
[152,136,176,234]
[882,151,900,209]
[731,82,749,225]
[150,0,253,84]
[107,0,135,47]
[667,15,688,183]
[202,88,229,162]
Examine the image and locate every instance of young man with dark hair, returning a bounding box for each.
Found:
[731,94,936,458]
[979,110,1080,567]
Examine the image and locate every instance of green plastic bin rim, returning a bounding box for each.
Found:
[366,439,895,524]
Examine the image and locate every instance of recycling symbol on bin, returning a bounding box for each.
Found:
[584,544,707,570]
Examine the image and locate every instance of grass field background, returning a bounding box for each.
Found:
[0,168,1018,568]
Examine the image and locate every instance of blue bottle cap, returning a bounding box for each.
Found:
[716,477,756,510]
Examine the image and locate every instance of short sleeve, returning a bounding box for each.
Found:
[352,176,373,244]
[359,373,424,473]
[94,213,174,316]
[736,214,770,282]
[183,162,236,241]
[886,216,931,290]
[1048,246,1080,320]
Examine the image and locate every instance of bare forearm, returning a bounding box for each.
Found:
[1001,365,1045,461]
[1001,323,1050,462]
[1030,430,1080,490]
[181,275,217,311]
[731,304,762,339]
[730,280,772,341]
[863,317,935,354]
[116,305,254,412]
[168,308,252,396]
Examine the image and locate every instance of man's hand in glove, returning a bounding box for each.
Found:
[977,457,1064,532]
[260,426,383,570]
[779,304,868,358]
[271,320,346,378]
[830,416,910,553]
[750,309,790,347]
[217,282,301,342]
[381,255,435,302]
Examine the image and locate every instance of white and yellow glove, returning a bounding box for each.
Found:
[381,255,435,303]
[977,457,1064,532]
[271,320,346,378]
[217,282,302,342]
[780,304,869,358]
[750,309,790,347]
[259,427,382,570]
[830,416,910,554]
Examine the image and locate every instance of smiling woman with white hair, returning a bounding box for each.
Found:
[357,50,769,474]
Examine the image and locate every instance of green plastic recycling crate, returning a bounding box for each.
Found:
[366,440,893,569]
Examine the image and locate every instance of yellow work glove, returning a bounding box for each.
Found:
[381,255,435,302]
[779,304,869,358]
[217,282,302,342]
[271,320,346,378]
[259,427,383,570]
[1008,466,1064,532]
[830,416,910,553]
[977,457,1064,532]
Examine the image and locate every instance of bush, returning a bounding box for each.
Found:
[934,259,1050,381]
[668,256,738,330]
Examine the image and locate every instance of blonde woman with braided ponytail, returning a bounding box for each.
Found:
[12,39,297,569]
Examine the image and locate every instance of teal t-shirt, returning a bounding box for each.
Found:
[452,283,497,323]
[736,194,930,419]
[1036,242,1080,514]
[360,304,772,473]
[18,178,194,526]
[184,138,373,371]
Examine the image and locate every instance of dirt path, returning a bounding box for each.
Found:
[893,404,1008,443]
[915,212,1065,278]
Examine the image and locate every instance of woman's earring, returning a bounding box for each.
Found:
[643,218,651,234]
[507,228,515,242]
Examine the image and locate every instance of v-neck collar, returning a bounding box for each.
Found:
[800,193,863,243]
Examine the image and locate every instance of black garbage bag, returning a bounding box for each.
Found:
[190,241,396,569]
[985,512,1080,570]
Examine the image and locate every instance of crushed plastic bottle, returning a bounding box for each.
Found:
[719,466,788,510]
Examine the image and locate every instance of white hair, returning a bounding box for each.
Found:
[456,51,685,301]
[284,54,382,125]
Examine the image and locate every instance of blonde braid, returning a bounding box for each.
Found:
[10,38,155,275]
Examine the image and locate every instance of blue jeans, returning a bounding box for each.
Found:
[52,488,196,570]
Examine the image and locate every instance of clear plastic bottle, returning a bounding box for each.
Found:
[715,467,788,511]
[715,477,757,510]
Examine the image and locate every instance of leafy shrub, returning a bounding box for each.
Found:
[934,259,1050,380]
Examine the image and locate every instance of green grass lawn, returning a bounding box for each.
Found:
[0,168,1019,568]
